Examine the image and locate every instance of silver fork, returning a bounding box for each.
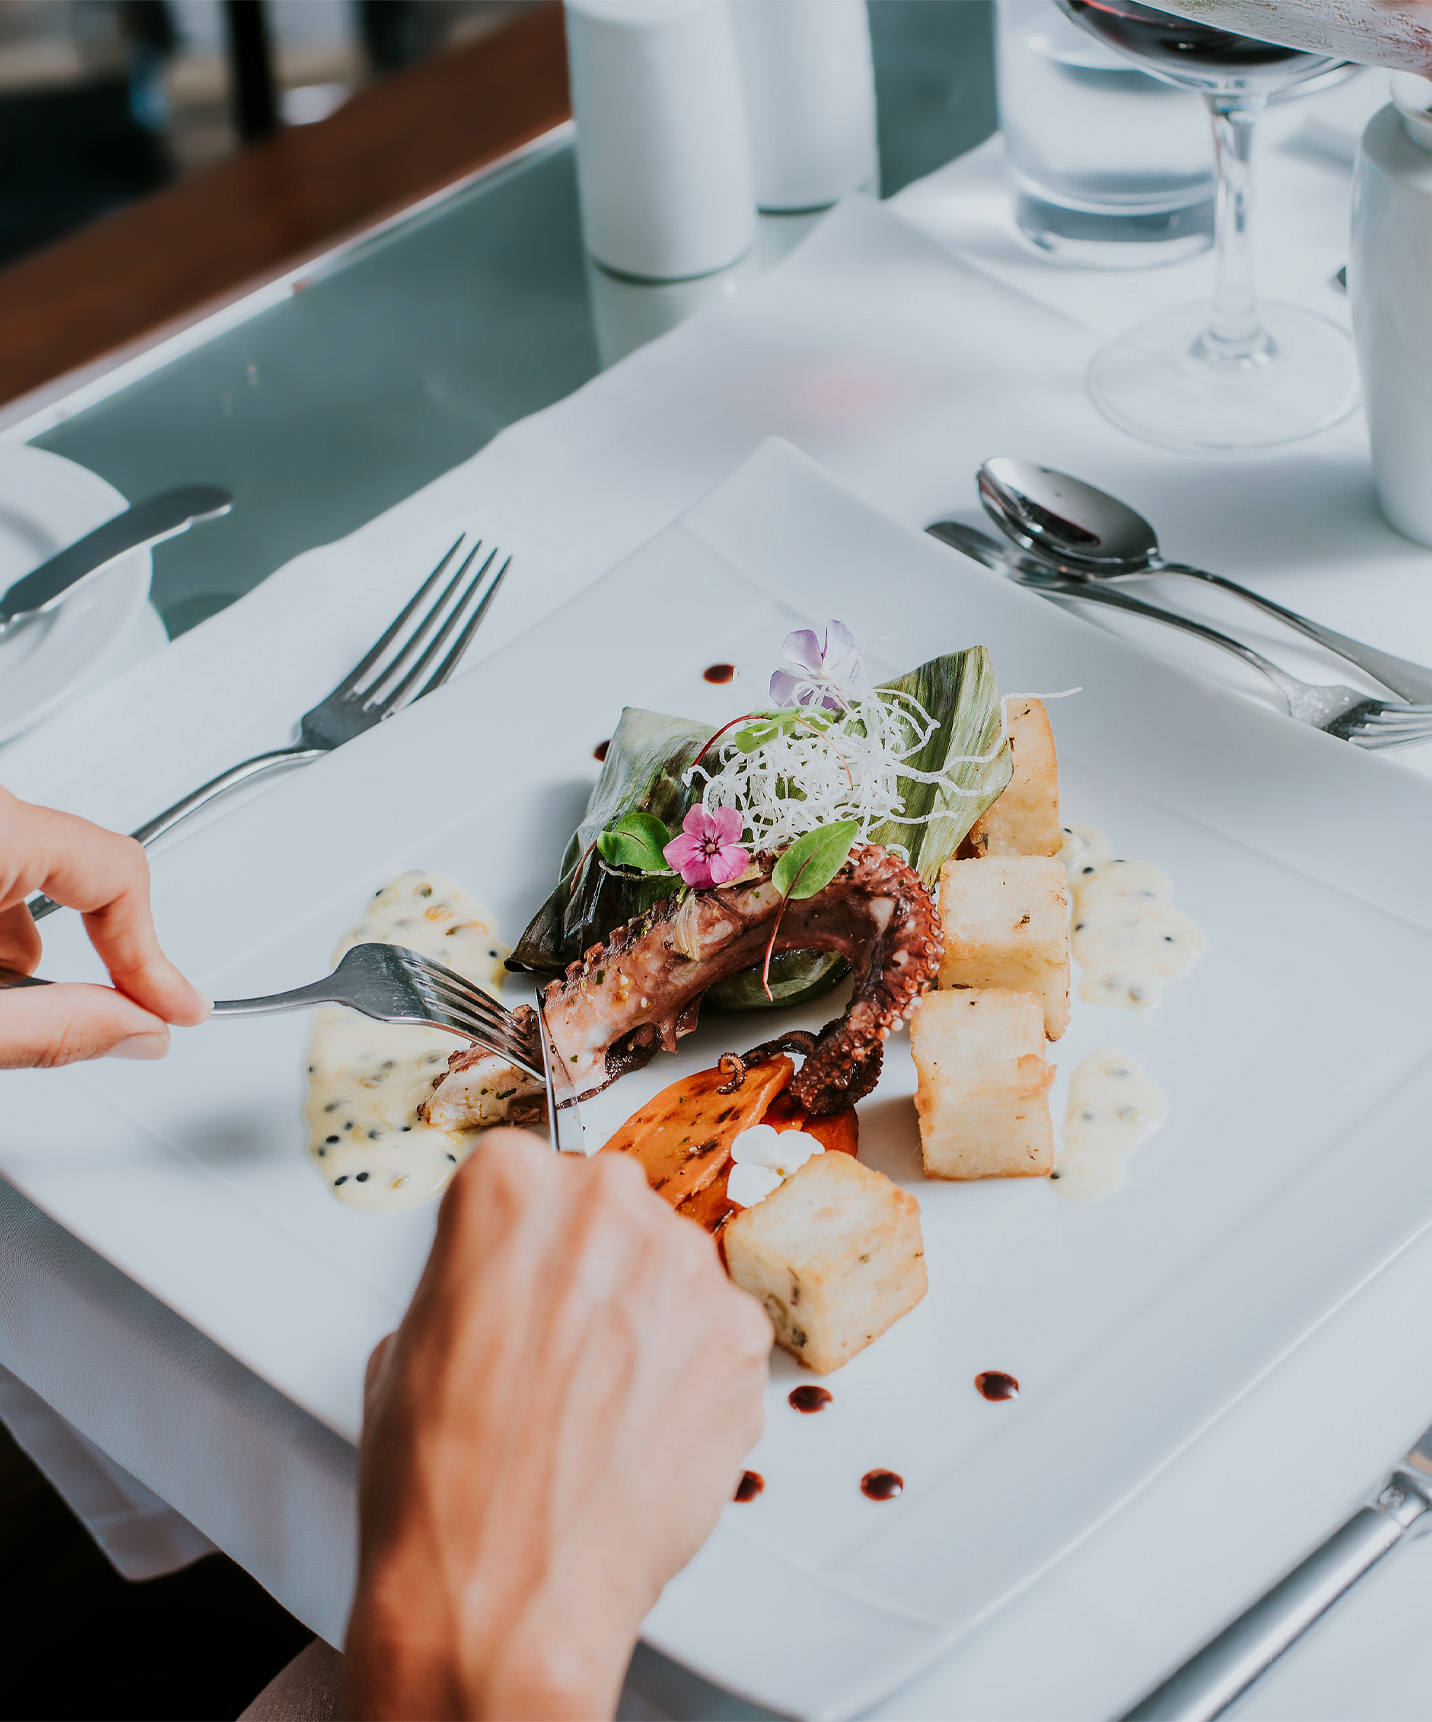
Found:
[0,945,542,1074]
[28,536,509,921]
[928,522,1432,751]
[211,943,543,1075]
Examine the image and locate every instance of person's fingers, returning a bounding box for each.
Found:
[0,790,208,1026]
[0,902,41,974]
[0,982,171,1070]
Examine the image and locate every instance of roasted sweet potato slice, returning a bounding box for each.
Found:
[600,1056,793,1207]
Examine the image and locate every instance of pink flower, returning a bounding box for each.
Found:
[663,805,749,889]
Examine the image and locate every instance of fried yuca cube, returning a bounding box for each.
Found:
[910,989,1054,1180]
[937,855,1070,1040]
[961,696,1060,859]
[723,1152,927,1373]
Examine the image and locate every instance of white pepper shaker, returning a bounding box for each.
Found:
[732,0,878,212]
[565,0,756,282]
[1350,75,1432,548]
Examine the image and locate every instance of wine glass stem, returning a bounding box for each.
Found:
[1202,93,1269,362]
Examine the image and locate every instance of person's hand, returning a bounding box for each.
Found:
[0,787,209,1068]
[342,1131,773,1722]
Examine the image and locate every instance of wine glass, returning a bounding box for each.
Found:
[1056,0,1360,452]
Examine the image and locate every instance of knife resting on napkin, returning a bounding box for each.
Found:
[1123,1421,1432,1721]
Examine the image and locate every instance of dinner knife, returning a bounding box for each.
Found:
[0,484,233,638]
[1120,1422,1432,1722]
[536,997,588,1156]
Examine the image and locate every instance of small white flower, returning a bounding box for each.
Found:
[725,1123,824,1208]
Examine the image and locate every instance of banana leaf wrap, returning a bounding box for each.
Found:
[509,648,1012,1008]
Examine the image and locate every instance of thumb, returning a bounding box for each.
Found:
[0,982,172,1070]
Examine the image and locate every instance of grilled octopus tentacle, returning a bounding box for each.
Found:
[534,844,941,1114]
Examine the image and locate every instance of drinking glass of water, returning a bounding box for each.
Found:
[997,0,1214,267]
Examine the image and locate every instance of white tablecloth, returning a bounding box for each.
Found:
[6,77,1432,1719]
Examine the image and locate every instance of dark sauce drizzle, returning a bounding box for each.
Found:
[733,1470,764,1502]
[974,1371,1020,1401]
[789,1385,833,1414]
[861,1469,903,1501]
[593,739,610,762]
[704,663,736,684]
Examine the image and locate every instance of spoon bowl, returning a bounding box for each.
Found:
[978,458,1160,574]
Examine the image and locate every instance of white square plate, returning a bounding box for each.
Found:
[8,439,1432,1720]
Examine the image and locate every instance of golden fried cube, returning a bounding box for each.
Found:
[910,988,1054,1180]
[723,1152,927,1374]
[937,855,1070,1040]
[962,696,1060,859]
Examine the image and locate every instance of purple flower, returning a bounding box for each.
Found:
[769,620,862,710]
[663,805,750,889]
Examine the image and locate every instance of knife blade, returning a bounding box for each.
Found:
[0,484,233,636]
[1120,1420,1432,1722]
[536,997,589,1156]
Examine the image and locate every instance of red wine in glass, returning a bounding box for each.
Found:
[1063,0,1333,89]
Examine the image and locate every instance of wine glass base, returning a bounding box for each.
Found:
[1087,301,1359,452]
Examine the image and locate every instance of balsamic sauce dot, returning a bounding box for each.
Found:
[860,1469,903,1501]
[334,1176,349,1186]
[593,739,610,762]
[704,662,737,684]
[974,1371,1020,1401]
[789,1385,833,1414]
[733,1470,764,1502]
[325,1135,340,1144]
[355,1172,370,1183]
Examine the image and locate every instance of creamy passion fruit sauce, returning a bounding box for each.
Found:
[1054,1045,1168,1201]
[304,871,511,1212]
[1060,824,1204,1012]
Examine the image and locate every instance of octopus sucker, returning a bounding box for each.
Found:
[543,844,939,1114]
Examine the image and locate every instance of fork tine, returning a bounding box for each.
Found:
[371,547,502,716]
[1352,723,1432,749]
[422,981,520,1032]
[422,996,536,1057]
[330,536,466,698]
[403,950,521,1018]
[434,1005,541,1071]
[414,555,512,702]
[358,542,487,708]
[1357,707,1432,726]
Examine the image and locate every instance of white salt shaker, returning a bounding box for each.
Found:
[564,0,755,282]
[731,0,878,212]
[1350,75,1432,548]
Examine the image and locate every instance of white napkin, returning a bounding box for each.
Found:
[0,1360,214,1579]
[565,0,755,281]
[733,0,878,210]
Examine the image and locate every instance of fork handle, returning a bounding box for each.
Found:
[1159,563,1432,704]
[4,965,352,1017]
[1021,576,1299,709]
[26,746,325,923]
[129,746,326,846]
[210,979,343,1016]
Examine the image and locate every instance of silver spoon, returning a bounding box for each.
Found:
[925,520,1432,747]
[977,458,1432,705]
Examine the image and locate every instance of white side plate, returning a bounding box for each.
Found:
[0,446,152,745]
[7,439,1432,1720]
